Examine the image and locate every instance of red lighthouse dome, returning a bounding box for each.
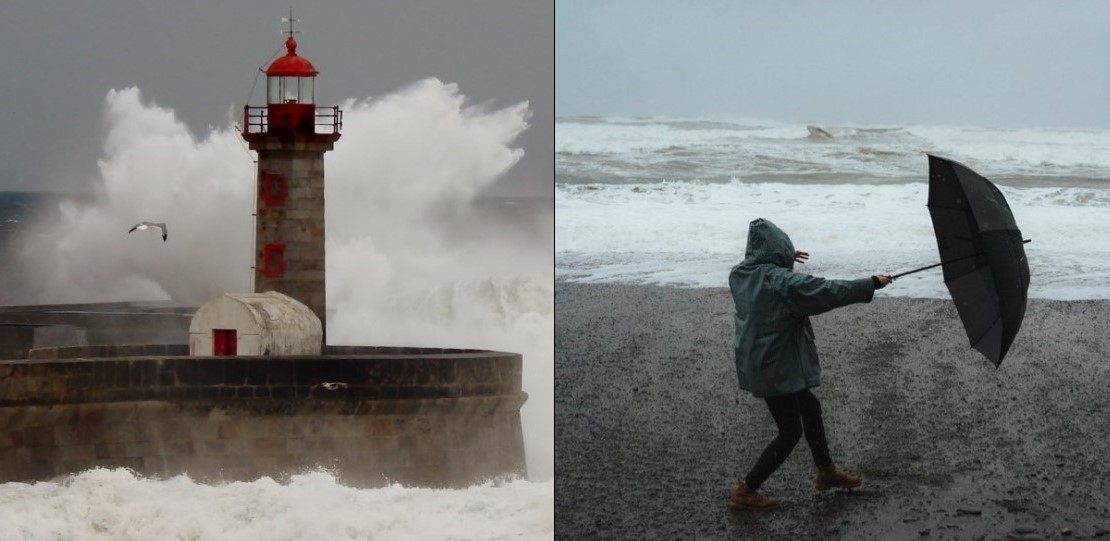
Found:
[266,38,319,77]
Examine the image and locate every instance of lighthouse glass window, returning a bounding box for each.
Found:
[268,77,313,104]
[268,77,281,103]
[299,78,314,104]
[282,77,299,102]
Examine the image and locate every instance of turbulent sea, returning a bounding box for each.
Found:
[556,116,1110,299]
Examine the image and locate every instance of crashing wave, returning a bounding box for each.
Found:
[807,125,835,139]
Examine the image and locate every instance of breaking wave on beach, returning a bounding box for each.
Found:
[556,116,1110,300]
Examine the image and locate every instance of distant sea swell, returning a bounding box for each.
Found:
[556,116,1110,187]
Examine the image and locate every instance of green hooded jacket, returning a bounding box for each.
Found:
[729,218,876,398]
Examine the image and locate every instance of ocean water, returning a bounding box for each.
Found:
[0,81,552,539]
[556,116,1110,299]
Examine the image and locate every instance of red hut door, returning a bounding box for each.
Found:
[213,329,237,356]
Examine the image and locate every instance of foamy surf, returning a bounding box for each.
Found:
[556,116,1110,300]
[0,468,553,541]
[556,180,1110,299]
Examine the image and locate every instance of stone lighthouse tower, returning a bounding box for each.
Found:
[242,20,341,333]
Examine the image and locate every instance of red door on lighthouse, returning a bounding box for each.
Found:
[213,329,237,356]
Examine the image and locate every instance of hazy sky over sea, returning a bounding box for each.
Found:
[1,1,552,196]
[556,1,1110,130]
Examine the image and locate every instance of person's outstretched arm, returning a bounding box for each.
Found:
[771,269,891,317]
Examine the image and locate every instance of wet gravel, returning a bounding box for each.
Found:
[555,282,1110,540]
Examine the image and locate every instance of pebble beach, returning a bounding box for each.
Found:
[555,281,1110,540]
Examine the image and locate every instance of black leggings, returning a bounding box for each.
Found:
[744,388,832,490]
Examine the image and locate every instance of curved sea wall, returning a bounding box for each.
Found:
[0,346,526,487]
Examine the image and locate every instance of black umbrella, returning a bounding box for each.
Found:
[892,155,1031,366]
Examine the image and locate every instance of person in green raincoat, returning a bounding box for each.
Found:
[727,218,892,511]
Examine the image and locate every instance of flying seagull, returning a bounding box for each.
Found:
[128,221,167,242]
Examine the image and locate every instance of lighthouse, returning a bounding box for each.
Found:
[242,18,341,334]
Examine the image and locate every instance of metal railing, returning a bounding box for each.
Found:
[242,106,343,135]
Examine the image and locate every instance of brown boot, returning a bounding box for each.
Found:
[728,481,780,510]
[814,464,861,491]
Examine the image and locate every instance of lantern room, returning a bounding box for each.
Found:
[242,13,340,140]
[264,37,318,133]
[268,37,317,104]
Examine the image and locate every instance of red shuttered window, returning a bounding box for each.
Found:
[262,172,286,206]
[262,243,285,277]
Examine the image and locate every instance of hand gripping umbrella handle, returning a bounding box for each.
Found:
[891,239,1031,280]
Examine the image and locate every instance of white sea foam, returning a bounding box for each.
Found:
[555,180,1110,299]
[0,468,553,541]
[556,116,1110,299]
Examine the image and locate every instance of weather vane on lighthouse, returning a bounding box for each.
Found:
[282,9,302,39]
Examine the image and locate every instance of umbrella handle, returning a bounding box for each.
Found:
[891,239,1031,281]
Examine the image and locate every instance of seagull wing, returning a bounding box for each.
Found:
[128,221,167,240]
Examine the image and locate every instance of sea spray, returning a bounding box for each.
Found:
[329,272,554,479]
[328,78,530,228]
[12,87,254,303]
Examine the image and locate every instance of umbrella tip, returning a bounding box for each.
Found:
[1023,239,1032,244]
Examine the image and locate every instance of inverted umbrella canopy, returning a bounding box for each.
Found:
[924,154,1030,366]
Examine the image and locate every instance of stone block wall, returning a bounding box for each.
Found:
[0,347,526,487]
[28,343,189,360]
[251,138,337,326]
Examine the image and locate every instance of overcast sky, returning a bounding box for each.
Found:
[1,0,552,196]
[557,1,1110,130]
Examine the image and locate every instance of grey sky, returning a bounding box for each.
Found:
[2,0,553,196]
[556,1,1110,129]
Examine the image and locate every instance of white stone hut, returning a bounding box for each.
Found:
[189,291,322,356]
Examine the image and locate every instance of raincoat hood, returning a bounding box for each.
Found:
[744,218,795,270]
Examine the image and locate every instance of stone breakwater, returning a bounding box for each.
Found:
[0,346,527,488]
